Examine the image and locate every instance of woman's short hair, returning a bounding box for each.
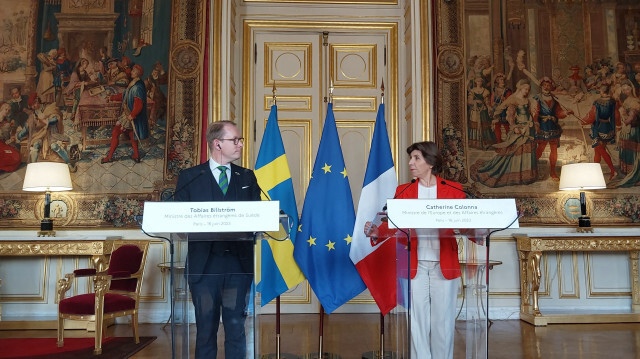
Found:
[406,141,443,175]
[206,120,236,147]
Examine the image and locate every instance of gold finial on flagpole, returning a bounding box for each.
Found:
[329,79,334,104]
[272,81,277,106]
[381,78,385,105]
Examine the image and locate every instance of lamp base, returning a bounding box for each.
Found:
[578,215,591,227]
[577,215,593,233]
[38,219,56,237]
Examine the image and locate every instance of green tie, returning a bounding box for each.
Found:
[217,166,228,195]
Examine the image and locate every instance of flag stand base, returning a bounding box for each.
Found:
[260,354,299,359]
[361,350,396,359]
[300,353,342,359]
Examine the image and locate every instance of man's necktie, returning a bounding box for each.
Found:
[217,166,228,195]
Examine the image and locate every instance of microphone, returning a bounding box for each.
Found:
[259,185,271,200]
[257,185,292,240]
[166,169,207,201]
[440,180,477,199]
[382,179,417,211]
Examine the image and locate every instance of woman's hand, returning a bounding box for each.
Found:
[364,221,378,237]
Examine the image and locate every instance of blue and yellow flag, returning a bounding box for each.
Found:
[293,103,366,313]
[255,105,305,306]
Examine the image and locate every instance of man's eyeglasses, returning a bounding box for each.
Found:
[218,137,244,145]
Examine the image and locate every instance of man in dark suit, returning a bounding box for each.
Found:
[174,120,260,359]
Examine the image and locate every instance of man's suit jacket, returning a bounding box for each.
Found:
[174,161,261,283]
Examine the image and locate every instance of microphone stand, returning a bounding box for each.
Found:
[136,215,177,359]
[385,213,411,359]
[481,211,521,353]
[135,170,205,358]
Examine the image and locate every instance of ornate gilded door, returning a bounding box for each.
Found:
[248,26,395,312]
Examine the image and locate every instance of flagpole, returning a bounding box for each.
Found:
[377,79,388,359]
[319,306,324,357]
[276,296,281,359]
[302,81,339,359]
[362,79,394,359]
[273,81,281,359]
[316,81,332,359]
[261,83,298,359]
[321,81,331,358]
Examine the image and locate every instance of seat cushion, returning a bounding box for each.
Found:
[59,293,135,315]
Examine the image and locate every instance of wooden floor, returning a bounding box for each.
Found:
[3,315,640,358]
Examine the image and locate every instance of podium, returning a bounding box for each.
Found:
[376,198,518,359]
[142,201,279,359]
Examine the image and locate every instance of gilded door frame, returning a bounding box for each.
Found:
[240,20,400,169]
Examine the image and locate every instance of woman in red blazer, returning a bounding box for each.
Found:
[367,141,465,359]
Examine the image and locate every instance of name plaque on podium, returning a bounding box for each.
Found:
[386,198,518,229]
[142,201,280,233]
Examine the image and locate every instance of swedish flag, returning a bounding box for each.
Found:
[255,105,305,306]
[293,103,366,313]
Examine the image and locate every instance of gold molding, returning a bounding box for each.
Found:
[541,253,551,297]
[264,42,313,87]
[329,44,377,88]
[211,0,222,123]
[241,19,398,169]
[558,252,579,299]
[586,252,631,297]
[141,240,167,301]
[516,233,640,325]
[333,96,377,112]
[260,118,313,199]
[279,281,312,304]
[264,95,312,111]
[243,0,398,4]
[0,241,109,256]
[420,1,431,140]
[348,290,377,305]
[336,120,376,130]
[0,257,48,302]
[486,236,523,296]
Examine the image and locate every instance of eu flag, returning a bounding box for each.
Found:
[293,103,366,313]
[255,105,305,306]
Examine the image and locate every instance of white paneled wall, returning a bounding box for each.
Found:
[0,228,638,324]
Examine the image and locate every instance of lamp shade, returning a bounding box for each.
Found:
[559,163,606,191]
[22,162,73,192]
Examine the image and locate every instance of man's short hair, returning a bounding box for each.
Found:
[206,120,237,148]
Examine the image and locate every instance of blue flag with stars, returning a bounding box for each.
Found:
[293,103,366,313]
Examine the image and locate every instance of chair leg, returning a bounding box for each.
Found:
[57,315,64,347]
[94,302,104,355]
[132,312,140,344]
[94,317,103,355]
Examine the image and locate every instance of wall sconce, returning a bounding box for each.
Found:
[559,163,606,232]
[22,162,73,237]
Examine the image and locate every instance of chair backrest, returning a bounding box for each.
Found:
[107,242,148,292]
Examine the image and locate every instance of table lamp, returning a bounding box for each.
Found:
[22,162,73,237]
[559,163,606,232]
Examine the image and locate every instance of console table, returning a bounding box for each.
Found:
[0,235,122,330]
[514,233,640,326]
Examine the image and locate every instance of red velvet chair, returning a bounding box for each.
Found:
[56,240,149,355]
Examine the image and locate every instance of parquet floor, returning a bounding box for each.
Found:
[3,315,640,358]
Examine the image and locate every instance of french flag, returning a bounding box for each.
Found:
[349,103,398,315]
